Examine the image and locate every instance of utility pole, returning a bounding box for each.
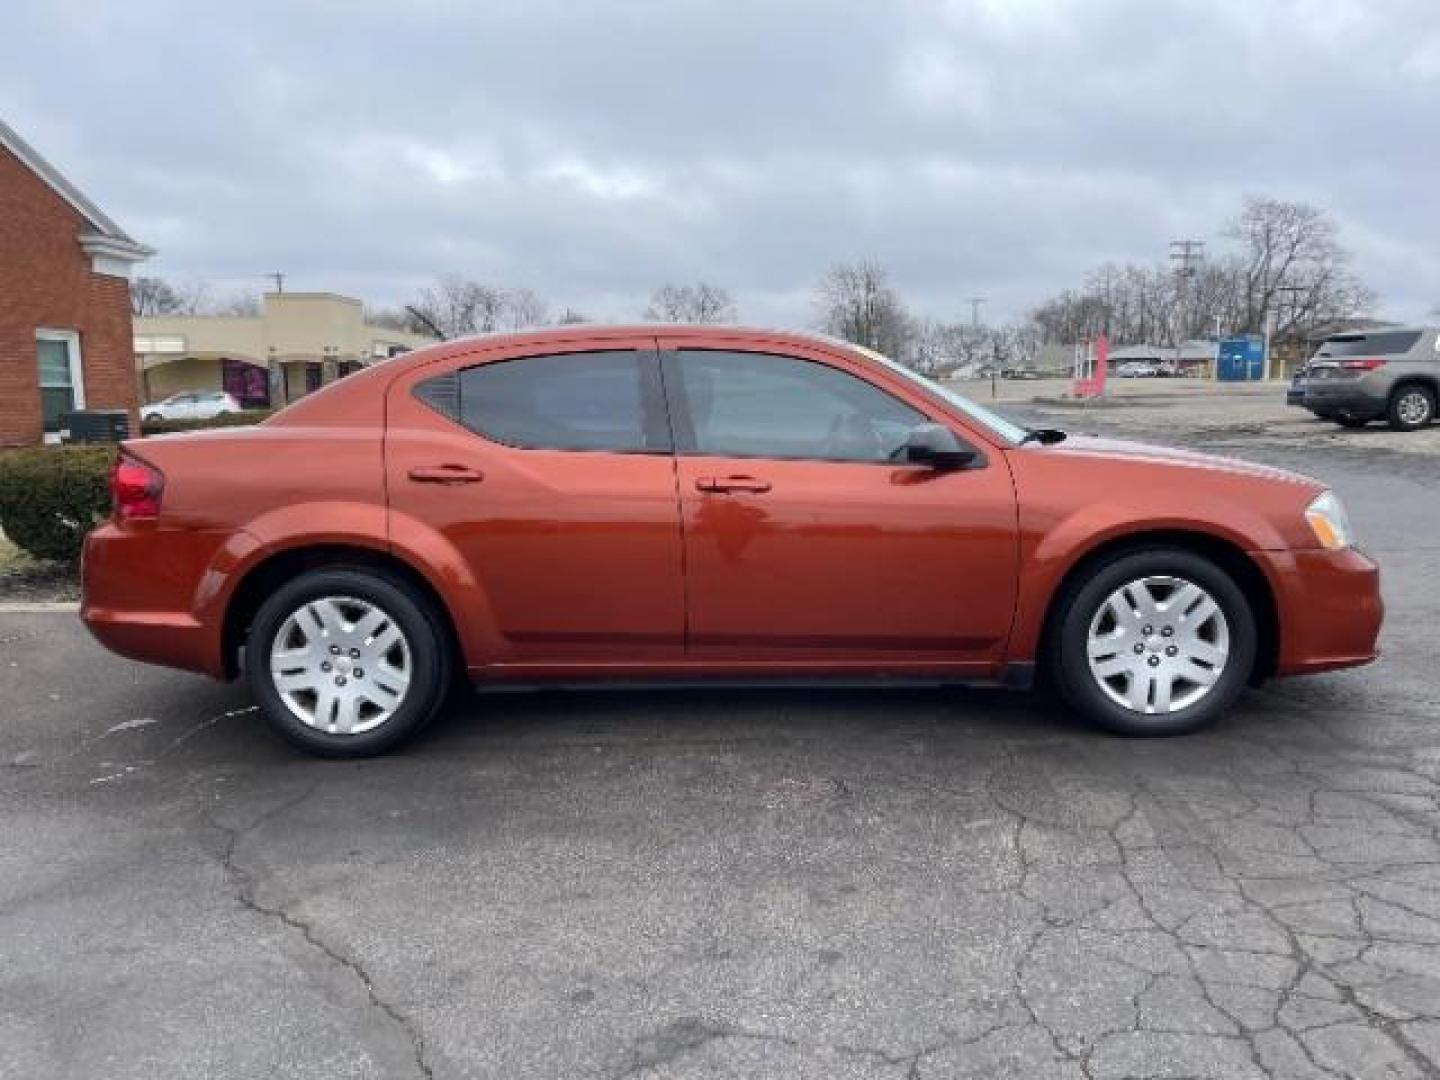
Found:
[1169,240,1204,376]
[267,271,286,294]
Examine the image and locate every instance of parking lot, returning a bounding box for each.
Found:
[3,395,1439,1079]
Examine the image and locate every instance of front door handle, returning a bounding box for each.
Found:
[695,475,772,494]
[408,464,485,485]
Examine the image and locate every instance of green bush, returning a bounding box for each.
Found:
[140,409,275,435]
[0,445,115,564]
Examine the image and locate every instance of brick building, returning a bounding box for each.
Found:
[1,119,151,446]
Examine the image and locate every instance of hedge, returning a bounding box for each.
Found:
[0,445,115,564]
[140,409,275,435]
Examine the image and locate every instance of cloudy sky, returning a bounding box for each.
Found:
[4,0,1438,327]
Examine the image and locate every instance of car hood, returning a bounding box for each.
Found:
[1039,434,1321,490]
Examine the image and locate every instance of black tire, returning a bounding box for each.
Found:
[1047,548,1257,737]
[1387,384,1435,432]
[1335,415,1369,429]
[245,567,452,757]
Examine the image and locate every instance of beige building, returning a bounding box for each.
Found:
[134,292,436,408]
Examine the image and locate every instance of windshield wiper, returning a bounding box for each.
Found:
[1018,427,1067,446]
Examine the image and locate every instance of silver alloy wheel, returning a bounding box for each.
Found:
[269,596,412,735]
[1397,390,1432,426]
[1086,575,1230,715]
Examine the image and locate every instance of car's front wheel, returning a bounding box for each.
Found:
[246,568,451,756]
[1049,548,1256,736]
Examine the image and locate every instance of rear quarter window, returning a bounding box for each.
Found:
[1315,331,1423,358]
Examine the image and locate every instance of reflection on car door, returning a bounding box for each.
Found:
[389,340,687,667]
[660,343,1019,673]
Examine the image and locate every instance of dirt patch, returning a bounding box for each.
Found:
[0,535,77,603]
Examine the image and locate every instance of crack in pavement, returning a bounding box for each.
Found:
[205,783,434,1080]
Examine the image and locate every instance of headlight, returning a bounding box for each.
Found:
[1304,491,1353,551]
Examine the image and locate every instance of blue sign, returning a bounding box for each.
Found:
[1217,335,1265,381]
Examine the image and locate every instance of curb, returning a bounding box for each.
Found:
[0,602,80,614]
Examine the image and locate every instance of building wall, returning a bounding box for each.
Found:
[0,144,138,446]
[135,297,436,406]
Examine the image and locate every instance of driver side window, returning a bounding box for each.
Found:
[668,349,927,463]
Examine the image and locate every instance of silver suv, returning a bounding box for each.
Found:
[1302,327,1439,431]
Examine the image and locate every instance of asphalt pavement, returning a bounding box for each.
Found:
[2,427,1438,1079]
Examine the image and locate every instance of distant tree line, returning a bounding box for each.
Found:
[1029,196,1374,347]
[131,195,1378,378]
[130,277,261,318]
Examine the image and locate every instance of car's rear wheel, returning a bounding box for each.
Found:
[1388,385,1435,431]
[1049,548,1256,737]
[246,568,451,756]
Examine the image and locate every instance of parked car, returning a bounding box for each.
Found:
[142,390,241,424]
[1116,361,1160,378]
[1302,327,1439,430]
[83,326,1382,756]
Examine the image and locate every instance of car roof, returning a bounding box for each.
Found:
[371,323,875,376]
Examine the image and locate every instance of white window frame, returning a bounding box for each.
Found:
[36,329,85,443]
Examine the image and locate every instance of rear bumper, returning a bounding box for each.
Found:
[1253,546,1383,676]
[1303,379,1386,418]
[80,521,237,678]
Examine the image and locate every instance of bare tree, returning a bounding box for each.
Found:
[502,287,550,330]
[405,274,508,338]
[644,282,736,323]
[1225,196,1373,335]
[556,307,590,325]
[814,261,912,358]
[130,276,181,317]
[130,277,212,317]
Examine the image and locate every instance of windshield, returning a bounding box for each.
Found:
[852,346,1032,445]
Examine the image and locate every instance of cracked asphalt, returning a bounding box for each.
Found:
[3,416,1439,1079]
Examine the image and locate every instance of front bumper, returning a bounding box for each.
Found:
[1253,546,1383,676]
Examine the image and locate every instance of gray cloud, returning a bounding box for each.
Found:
[3,0,1437,325]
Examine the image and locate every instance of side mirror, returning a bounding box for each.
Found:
[901,423,979,470]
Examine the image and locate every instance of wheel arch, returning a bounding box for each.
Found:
[220,543,463,680]
[1033,529,1280,685]
[1389,375,1439,405]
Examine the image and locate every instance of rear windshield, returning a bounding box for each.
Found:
[1315,331,1422,359]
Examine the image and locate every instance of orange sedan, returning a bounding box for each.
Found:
[82,326,1382,756]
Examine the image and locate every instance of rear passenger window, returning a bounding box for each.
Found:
[1317,332,1423,358]
[440,350,668,453]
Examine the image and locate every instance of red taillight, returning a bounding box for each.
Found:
[1339,357,1387,371]
[110,451,164,520]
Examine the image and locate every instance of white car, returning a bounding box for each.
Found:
[143,390,241,423]
[1116,361,1159,378]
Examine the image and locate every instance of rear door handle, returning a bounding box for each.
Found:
[695,475,772,494]
[407,464,485,485]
